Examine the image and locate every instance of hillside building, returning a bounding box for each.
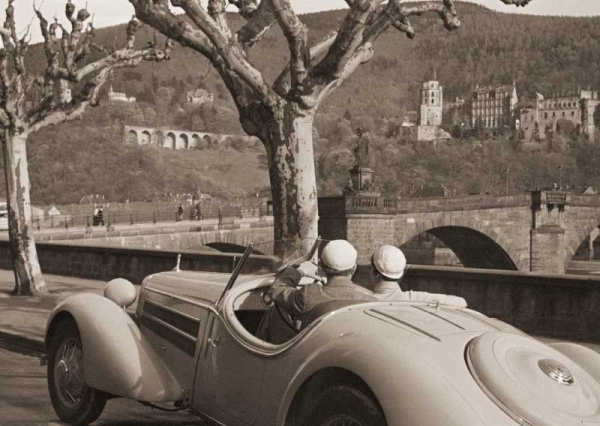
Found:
[471,83,518,129]
[518,89,600,141]
[108,85,136,103]
[416,73,450,142]
[581,89,600,140]
[186,89,214,105]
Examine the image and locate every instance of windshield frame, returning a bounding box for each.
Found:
[214,238,322,308]
[214,243,254,308]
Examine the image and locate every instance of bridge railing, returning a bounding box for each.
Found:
[320,193,534,216]
[30,205,273,231]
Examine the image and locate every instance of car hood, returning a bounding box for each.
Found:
[141,270,269,305]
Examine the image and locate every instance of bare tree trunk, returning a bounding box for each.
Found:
[2,130,46,295]
[267,108,318,244]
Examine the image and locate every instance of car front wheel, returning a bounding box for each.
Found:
[299,385,386,426]
[47,319,107,425]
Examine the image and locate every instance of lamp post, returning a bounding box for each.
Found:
[505,166,509,194]
[559,163,562,189]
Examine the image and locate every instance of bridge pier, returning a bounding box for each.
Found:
[530,190,567,274]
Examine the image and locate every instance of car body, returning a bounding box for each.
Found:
[45,240,600,426]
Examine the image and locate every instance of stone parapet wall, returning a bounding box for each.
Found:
[396,265,600,342]
[44,221,274,251]
[0,241,276,284]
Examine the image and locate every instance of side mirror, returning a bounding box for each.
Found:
[104,278,137,309]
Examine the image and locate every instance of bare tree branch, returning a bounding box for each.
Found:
[271,0,309,96]
[312,0,382,81]
[26,16,173,128]
[498,0,532,5]
[207,0,232,38]
[74,22,96,63]
[130,0,278,108]
[273,30,336,99]
[236,0,276,48]
[230,0,258,18]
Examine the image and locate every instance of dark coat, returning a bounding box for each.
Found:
[280,267,372,315]
[257,267,375,344]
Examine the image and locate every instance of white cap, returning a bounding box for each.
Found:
[321,240,357,271]
[372,245,406,280]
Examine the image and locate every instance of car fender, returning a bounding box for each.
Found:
[45,292,182,402]
[278,333,485,426]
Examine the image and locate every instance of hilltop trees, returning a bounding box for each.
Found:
[2,0,172,295]
[128,0,531,244]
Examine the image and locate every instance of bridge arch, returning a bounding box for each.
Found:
[205,242,247,254]
[153,130,165,147]
[125,129,138,144]
[166,132,176,149]
[140,130,151,145]
[565,216,600,268]
[398,218,523,270]
[180,133,189,149]
[192,134,201,148]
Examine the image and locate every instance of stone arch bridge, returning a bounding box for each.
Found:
[319,190,600,274]
[42,191,600,275]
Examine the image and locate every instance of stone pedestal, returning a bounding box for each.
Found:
[345,167,378,195]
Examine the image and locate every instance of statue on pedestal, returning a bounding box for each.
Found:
[353,127,370,169]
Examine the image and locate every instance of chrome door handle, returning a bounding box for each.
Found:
[208,337,221,348]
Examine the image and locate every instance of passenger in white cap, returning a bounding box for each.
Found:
[257,240,375,343]
[371,245,467,307]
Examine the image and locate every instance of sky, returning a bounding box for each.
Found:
[7,0,600,43]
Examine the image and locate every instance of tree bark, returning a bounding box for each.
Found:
[266,106,318,244]
[2,130,46,295]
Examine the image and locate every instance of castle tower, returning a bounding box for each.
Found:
[419,71,443,126]
[581,89,600,142]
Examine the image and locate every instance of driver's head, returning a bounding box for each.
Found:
[320,240,357,277]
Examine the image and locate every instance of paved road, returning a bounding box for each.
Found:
[0,343,204,426]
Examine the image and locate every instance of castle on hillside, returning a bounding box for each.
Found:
[519,89,600,141]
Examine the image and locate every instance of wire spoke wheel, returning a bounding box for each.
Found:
[53,337,86,408]
[299,385,386,426]
[47,319,107,425]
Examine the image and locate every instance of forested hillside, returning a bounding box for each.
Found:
[6,2,600,204]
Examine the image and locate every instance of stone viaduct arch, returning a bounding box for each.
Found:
[179,133,188,149]
[122,125,259,150]
[140,130,151,145]
[166,132,176,149]
[126,129,137,144]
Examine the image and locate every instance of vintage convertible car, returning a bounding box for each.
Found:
[45,239,600,426]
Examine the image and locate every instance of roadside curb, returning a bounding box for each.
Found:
[0,329,44,354]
